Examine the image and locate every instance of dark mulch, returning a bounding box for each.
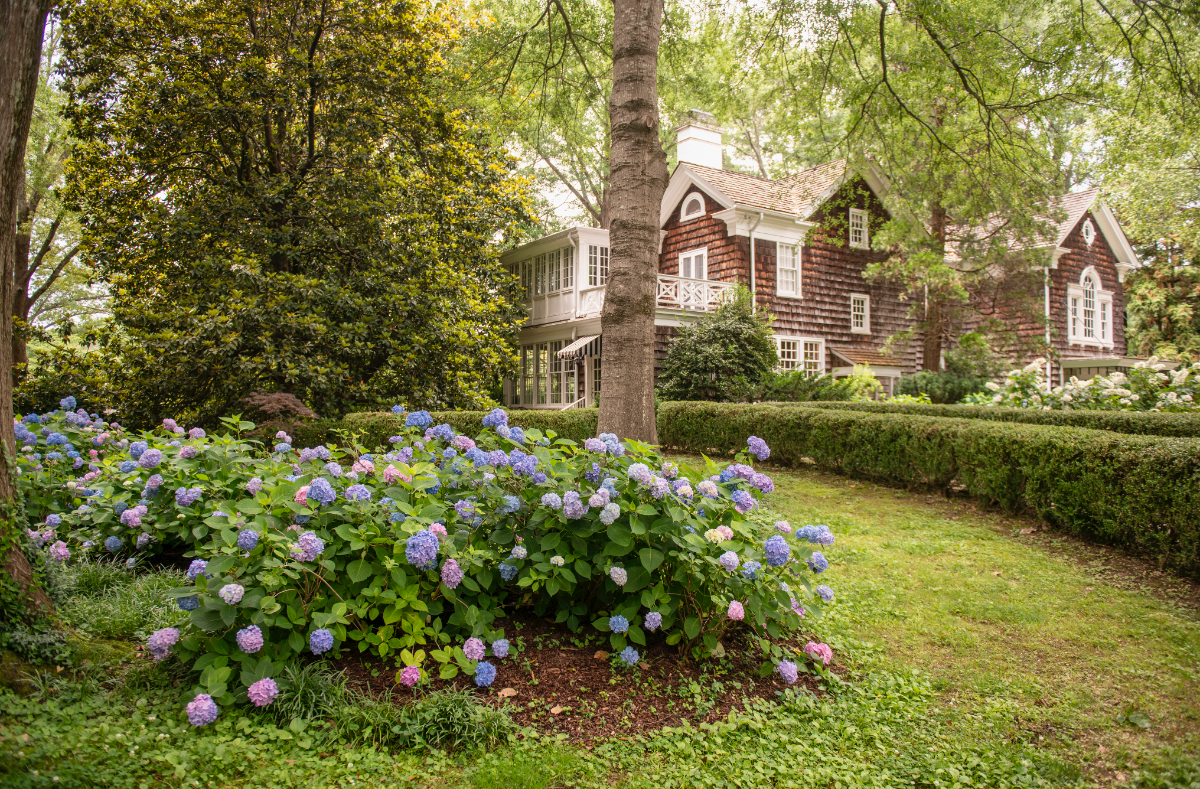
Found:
[332,613,825,741]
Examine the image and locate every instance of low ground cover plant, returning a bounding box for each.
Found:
[17,399,835,726]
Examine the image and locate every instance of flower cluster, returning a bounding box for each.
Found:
[971,357,1200,412]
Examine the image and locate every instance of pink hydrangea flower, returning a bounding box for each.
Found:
[247,678,279,706]
[727,601,745,621]
[399,665,421,687]
[716,525,734,541]
[351,458,375,475]
[463,637,486,661]
[48,541,70,562]
[804,641,833,665]
[383,465,402,483]
[294,485,310,505]
[775,521,792,534]
[430,522,447,540]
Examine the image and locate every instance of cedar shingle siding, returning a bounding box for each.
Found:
[1048,211,1127,378]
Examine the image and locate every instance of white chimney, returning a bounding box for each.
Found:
[675,110,723,170]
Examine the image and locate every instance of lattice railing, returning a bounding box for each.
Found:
[656,275,734,311]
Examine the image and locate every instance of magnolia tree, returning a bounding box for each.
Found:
[20,400,836,725]
[975,357,1200,411]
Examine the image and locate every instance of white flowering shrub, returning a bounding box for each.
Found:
[18,399,835,724]
[973,357,1200,412]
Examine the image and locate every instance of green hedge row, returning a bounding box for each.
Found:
[288,408,599,449]
[763,401,1200,438]
[657,401,1200,577]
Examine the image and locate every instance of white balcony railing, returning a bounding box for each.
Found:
[656,275,733,311]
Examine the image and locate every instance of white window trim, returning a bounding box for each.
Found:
[679,246,708,280]
[776,241,802,299]
[849,208,869,250]
[1066,266,1114,347]
[850,293,871,335]
[1081,218,1096,247]
[680,192,706,222]
[774,335,825,375]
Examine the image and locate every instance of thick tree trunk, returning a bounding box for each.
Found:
[922,201,948,372]
[598,0,668,443]
[12,227,28,368]
[1,0,54,618]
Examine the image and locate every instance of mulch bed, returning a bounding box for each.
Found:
[332,612,826,741]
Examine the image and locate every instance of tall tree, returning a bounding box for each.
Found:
[61,0,532,425]
[1,0,55,618]
[599,0,669,442]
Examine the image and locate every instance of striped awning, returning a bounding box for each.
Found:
[557,335,600,359]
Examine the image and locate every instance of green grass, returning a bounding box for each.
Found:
[3,465,1199,788]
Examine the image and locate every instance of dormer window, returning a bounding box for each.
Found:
[849,208,869,249]
[1067,266,1113,346]
[680,192,705,222]
[1081,218,1096,247]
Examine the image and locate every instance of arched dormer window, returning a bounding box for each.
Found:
[680,192,705,222]
[1067,266,1113,346]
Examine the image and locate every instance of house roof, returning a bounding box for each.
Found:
[829,346,901,367]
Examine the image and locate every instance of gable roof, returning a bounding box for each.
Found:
[660,159,887,228]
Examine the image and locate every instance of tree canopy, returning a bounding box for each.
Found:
[59,0,534,425]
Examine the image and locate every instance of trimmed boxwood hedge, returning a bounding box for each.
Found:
[289,408,599,449]
[658,401,1200,577]
[764,401,1200,438]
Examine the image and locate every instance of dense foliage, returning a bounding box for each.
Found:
[658,401,1200,577]
[19,400,835,723]
[970,357,1200,412]
[290,409,603,451]
[1124,251,1200,363]
[657,288,780,402]
[57,0,534,425]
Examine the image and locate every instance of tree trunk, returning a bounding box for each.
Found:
[1,0,55,618]
[12,226,28,368]
[922,201,948,372]
[598,0,668,443]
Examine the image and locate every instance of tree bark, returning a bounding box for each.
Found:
[922,201,947,372]
[598,0,668,443]
[1,0,55,617]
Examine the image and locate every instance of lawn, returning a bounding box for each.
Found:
[2,463,1198,789]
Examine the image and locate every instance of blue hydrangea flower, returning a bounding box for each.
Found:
[599,502,620,525]
[274,442,292,453]
[138,449,163,468]
[541,492,563,510]
[60,396,77,410]
[481,408,508,428]
[797,525,820,543]
[808,552,829,574]
[511,545,527,560]
[609,615,629,633]
[405,410,433,429]
[816,584,834,602]
[345,484,372,502]
[391,405,406,415]
[731,489,755,512]
[237,530,259,551]
[104,535,122,552]
[125,557,138,569]
[499,562,518,581]
[308,478,336,505]
[814,525,836,546]
[747,436,770,461]
[129,441,148,459]
[491,639,510,658]
[46,432,68,446]
[309,629,334,655]
[431,424,455,442]
[740,560,763,580]
[643,612,663,631]
[618,646,640,666]
[405,530,439,569]
[764,535,791,567]
[474,661,497,687]
[177,595,200,611]
[186,559,208,579]
[508,427,526,444]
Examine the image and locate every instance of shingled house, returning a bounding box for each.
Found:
[500,113,1141,408]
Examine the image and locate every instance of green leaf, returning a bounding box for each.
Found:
[347,559,373,584]
[439,663,459,680]
[205,556,236,576]
[638,547,664,572]
[189,609,222,635]
[635,504,658,516]
[684,616,701,640]
[607,521,632,546]
[624,566,651,592]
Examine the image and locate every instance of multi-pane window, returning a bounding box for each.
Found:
[850,294,870,334]
[589,245,609,286]
[778,340,799,371]
[549,341,563,404]
[536,343,548,404]
[547,250,560,293]
[592,356,602,402]
[803,341,823,375]
[1100,301,1109,343]
[562,247,573,289]
[777,243,800,297]
[849,208,868,250]
[1082,275,1096,339]
[521,347,534,405]
[680,248,707,279]
[1070,296,1080,339]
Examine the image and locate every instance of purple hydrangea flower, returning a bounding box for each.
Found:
[747,436,770,461]
[248,677,279,706]
[345,484,372,502]
[186,559,208,579]
[563,491,586,519]
[609,566,628,585]
[292,531,325,562]
[474,661,497,687]
[731,489,755,513]
[777,659,798,684]
[808,552,828,574]
[775,520,792,534]
[310,629,334,654]
[482,408,508,428]
[740,560,762,580]
[751,473,774,493]
[48,541,70,561]
[247,477,263,495]
[599,502,620,525]
[817,584,834,602]
[627,463,652,484]
[399,665,421,687]
[236,624,263,653]
[179,446,199,459]
[308,478,336,506]
[104,535,122,552]
[584,437,606,453]
[138,449,163,469]
[129,441,148,459]
[175,487,203,506]
[186,694,219,726]
[697,480,719,498]
[441,558,464,589]
[491,639,509,659]
[147,627,180,660]
[764,535,790,567]
[510,545,528,560]
[643,611,663,631]
[45,514,62,528]
[219,584,245,605]
[405,530,439,569]
[814,525,836,546]
[136,532,152,550]
[618,646,639,666]
[541,492,563,510]
[237,530,259,551]
[463,637,486,661]
[609,615,629,634]
[719,551,739,572]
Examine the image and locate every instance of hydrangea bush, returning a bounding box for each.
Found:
[18,402,835,722]
[971,357,1200,411]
